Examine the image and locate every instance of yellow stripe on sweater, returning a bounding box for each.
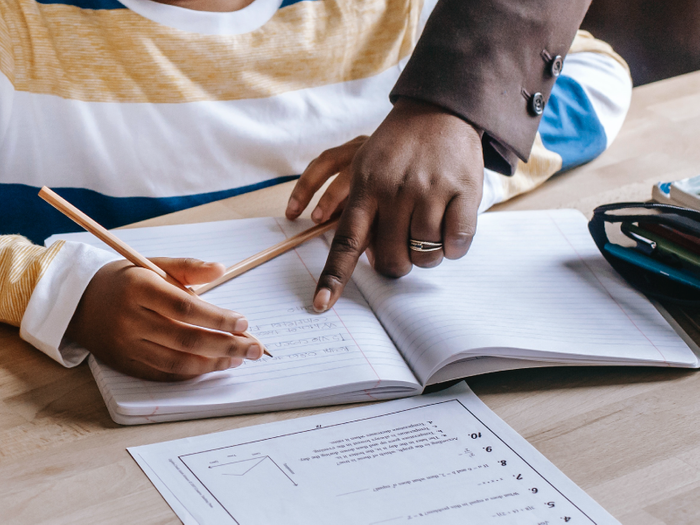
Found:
[0,236,65,327]
[0,0,421,102]
[499,133,563,203]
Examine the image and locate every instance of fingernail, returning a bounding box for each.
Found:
[311,206,323,223]
[229,358,243,368]
[233,318,248,332]
[201,261,217,268]
[452,233,471,247]
[313,288,331,313]
[287,197,301,214]
[246,344,262,359]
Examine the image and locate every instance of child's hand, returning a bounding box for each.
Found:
[65,257,262,381]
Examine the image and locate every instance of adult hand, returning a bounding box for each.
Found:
[286,97,484,313]
[286,135,368,225]
[65,258,263,381]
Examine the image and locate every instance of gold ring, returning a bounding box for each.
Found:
[409,239,443,252]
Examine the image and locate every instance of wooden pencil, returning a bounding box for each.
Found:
[39,187,192,293]
[191,217,340,295]
[38,186,272,356]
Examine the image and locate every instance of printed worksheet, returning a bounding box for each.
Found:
[129,383,619,524]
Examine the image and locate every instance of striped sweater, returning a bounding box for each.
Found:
[0,0,632,366]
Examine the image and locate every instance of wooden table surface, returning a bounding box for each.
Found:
[3,72,700,525]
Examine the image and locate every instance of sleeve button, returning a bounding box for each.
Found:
[529,92,545,116]
[550,55,563,77]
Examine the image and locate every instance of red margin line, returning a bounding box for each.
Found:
[273,218,382,397]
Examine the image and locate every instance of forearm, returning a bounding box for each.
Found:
[503,32,632,196]
[392,0,591,175]
[0,234,122,366]
[479,31,633,211]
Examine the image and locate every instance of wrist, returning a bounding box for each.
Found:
[392,97,485,139]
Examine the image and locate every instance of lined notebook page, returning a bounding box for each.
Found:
[49,218,418,416]
[352,209,698,385]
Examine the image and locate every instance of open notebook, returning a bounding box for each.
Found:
[47,210,700,425]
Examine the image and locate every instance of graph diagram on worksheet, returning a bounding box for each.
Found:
[207,455,296,485]
[179,450,300,524]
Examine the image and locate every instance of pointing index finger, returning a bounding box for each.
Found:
[314,199,375,312]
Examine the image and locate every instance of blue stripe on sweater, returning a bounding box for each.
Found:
[279,0,314,7]
[539,75,607,173]
[33,0,313,10]
[1,176,299,244]
[33,0,126,9]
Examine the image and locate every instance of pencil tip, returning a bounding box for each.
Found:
[263,349,273,357]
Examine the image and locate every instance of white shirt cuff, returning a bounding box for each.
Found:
[19,241,122,367]
[479,168,506,213]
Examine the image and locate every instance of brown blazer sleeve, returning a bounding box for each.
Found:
[390,0,591,175]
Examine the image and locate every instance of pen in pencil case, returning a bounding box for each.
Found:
[639,221,700,256]
[589,202,700,304]
[38,186,272,357]
[621,222,700,274]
